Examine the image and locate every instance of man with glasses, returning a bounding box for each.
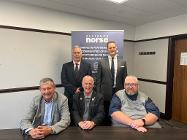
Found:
[109,75,161,133]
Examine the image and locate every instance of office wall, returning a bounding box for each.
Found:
[0,0,135,40]
[135,14,187,40]
[124,41,135,75]
[0,28,72,89]
[133,39,169,112]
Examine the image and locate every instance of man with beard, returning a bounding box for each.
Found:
[109,75,161,133]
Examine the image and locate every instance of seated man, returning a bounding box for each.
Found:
[109,75,161,133]
[20,78,70,139]
[72,75,105,130]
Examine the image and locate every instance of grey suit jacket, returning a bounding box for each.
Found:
[96,57,127,101]
[20,92,70,134]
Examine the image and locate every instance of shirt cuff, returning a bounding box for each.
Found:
[25,128,33,135]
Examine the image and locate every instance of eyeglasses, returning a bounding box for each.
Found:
[124,83,138,87]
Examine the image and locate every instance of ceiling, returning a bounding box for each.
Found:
[7,0,187,26]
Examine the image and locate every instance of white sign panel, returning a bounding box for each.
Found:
[180,52,187,65]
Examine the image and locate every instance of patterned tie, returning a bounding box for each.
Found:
[111,57,114,86]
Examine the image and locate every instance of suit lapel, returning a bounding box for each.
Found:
[103,59,112,78]
[79,93,85,115]
[70,61,78,80]
[87,91,96,120]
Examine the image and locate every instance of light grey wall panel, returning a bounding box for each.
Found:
[133,39,169,113]
[124,41,134,75]
[134,39,168,81]
[0,28,71,89]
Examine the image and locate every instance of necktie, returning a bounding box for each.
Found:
[75,63,79,72]
[74,63,79,79]
[111,57,114,86]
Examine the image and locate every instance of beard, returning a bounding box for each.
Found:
[125,90,137,96]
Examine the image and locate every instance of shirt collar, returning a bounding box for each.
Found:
[108,55,117,59]
[84,91,93,99]
[73,61,81,65]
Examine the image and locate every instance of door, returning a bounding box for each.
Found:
[172,39,187,123]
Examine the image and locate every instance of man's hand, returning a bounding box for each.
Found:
[130,119,147,133]
[78,121,95,130]
[130,119,144,128]
[28,126,53,139]
[75,88,81,94]
[28,128,44,139]
[37,125,53,136]
[135,126,147,133]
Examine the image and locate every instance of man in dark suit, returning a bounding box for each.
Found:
[72,75,104,130]
[61,46,92,125]
[96,41,127,125]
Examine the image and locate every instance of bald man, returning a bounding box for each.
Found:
[72,75,104,130]
[109,75,161,133]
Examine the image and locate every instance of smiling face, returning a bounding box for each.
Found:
[40,81,56,102]
[72,47,82,63]
[107,42,117,57]
[124,76,139,95]
[82,76,94,95]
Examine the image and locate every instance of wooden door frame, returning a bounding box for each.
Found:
[165,34,187,119]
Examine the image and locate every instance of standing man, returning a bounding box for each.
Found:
[20,78,70,139]
[61,46,92,124]
[72,75,105,130]
[96,41,127,125]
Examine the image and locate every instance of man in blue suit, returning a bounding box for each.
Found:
[61,46,92,125]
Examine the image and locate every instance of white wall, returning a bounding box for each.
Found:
[124,41,135,75]
[133,39,169,113]
[0,0,135,40]
[135,14,187,40]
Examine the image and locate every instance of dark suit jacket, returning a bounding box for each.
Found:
[72,91,105,125]
[61,60,92,109]
[96,57,127,101]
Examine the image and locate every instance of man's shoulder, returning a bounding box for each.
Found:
[98,58,108,64]
[138,91,149,100]
[115,89,124,95]
[94,90,103,97]
[56,92,67,101]
[33,94,42,101]
[63,61,73,66]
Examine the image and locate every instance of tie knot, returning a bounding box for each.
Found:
[75,63,79,66]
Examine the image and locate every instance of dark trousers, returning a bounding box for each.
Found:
[103,101,111,126]
[103,88,116,126]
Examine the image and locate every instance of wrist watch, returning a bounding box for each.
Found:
[141,118,146,126]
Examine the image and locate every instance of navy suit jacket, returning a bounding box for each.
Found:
[72,91,105,125]
[61,60,92,108]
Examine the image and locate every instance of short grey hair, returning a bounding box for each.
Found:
[39,78,55,86]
